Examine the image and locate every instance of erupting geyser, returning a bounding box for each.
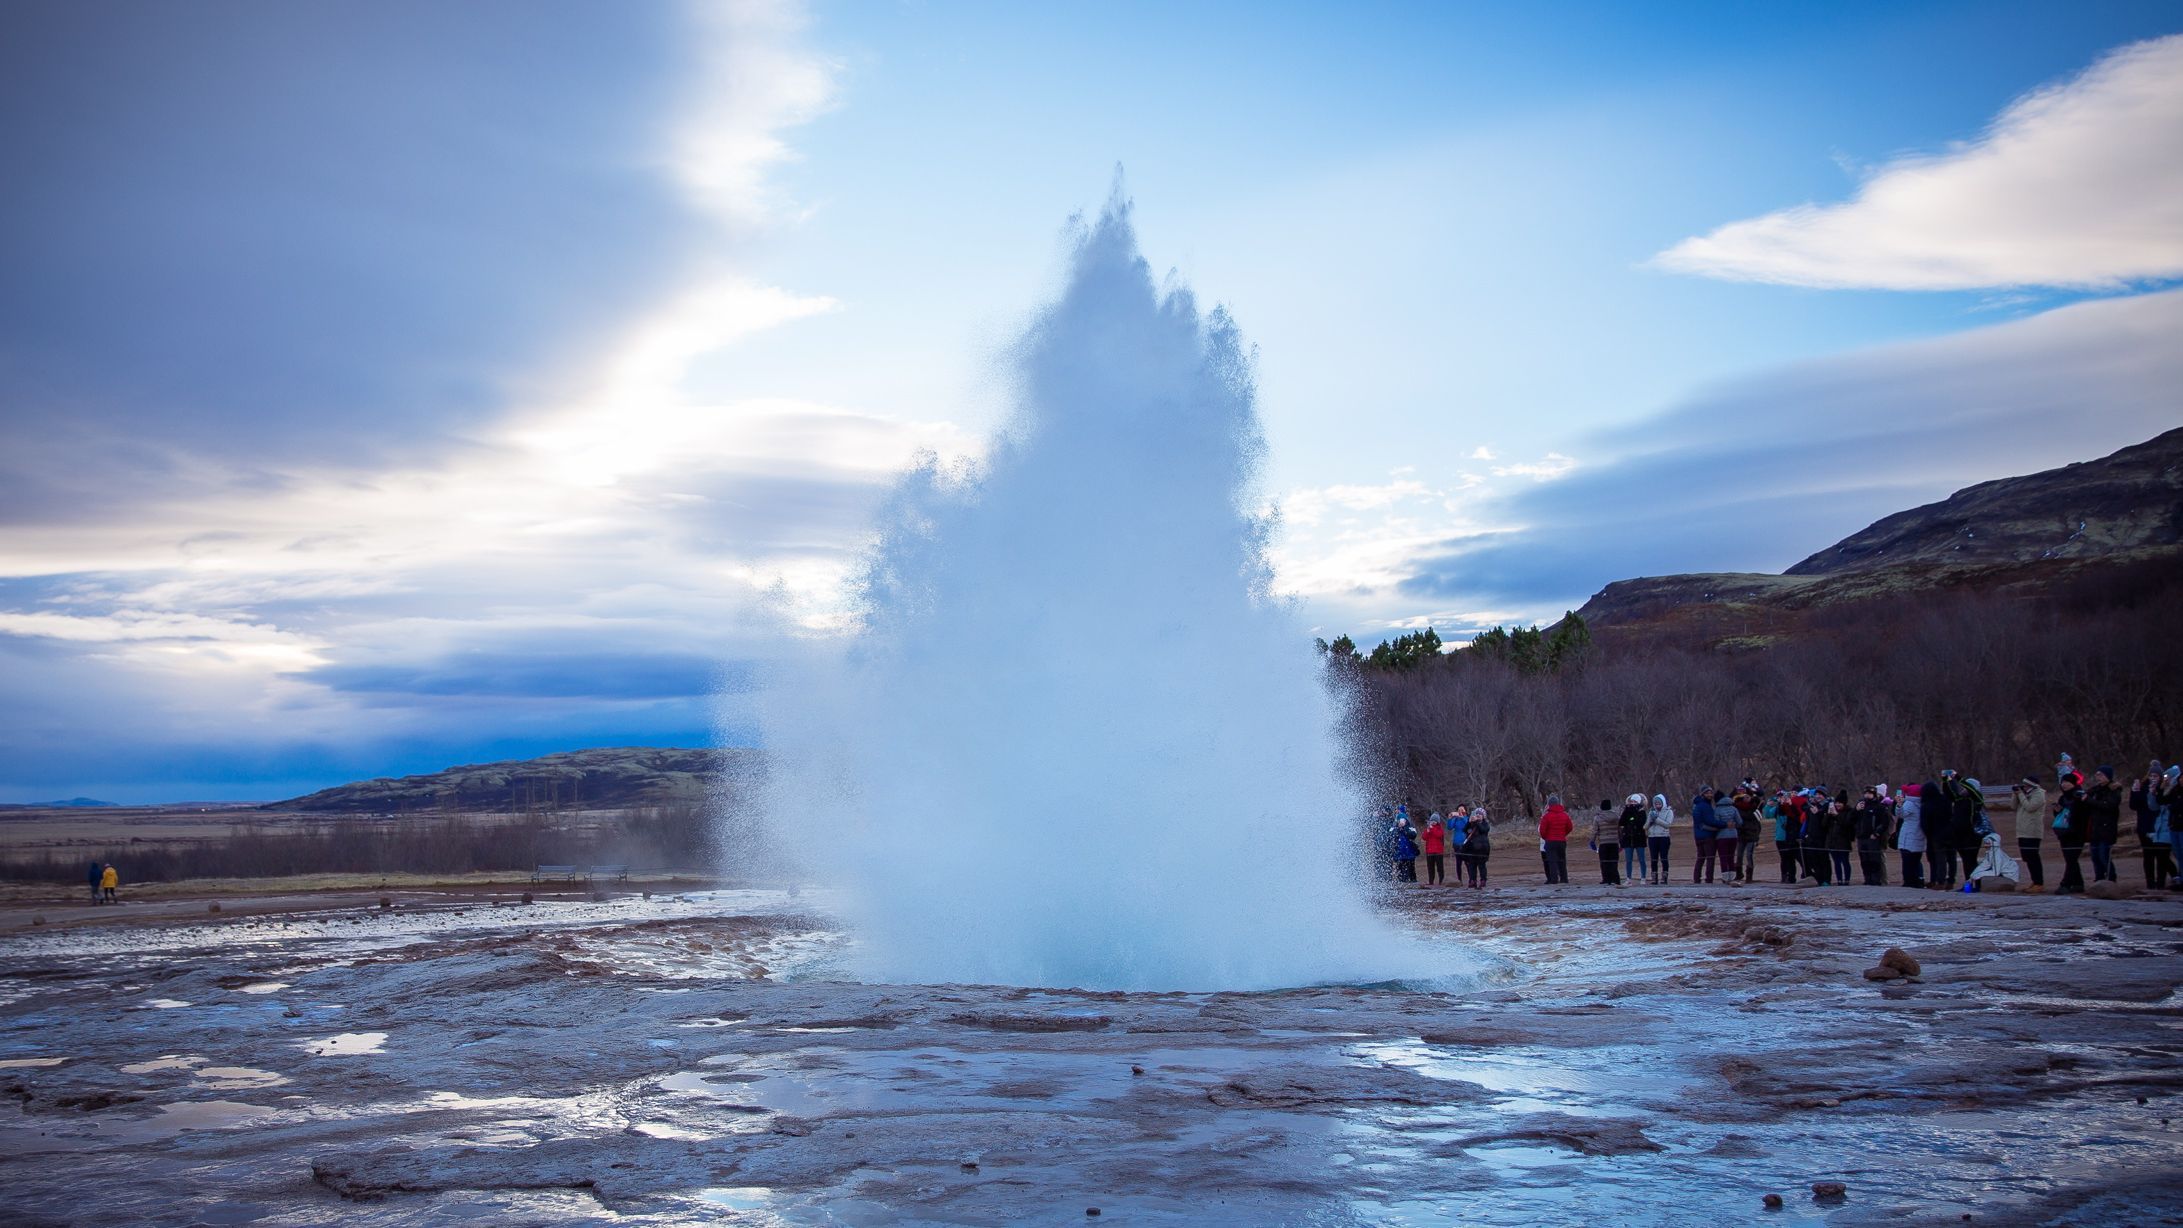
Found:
[753,192,1451,991]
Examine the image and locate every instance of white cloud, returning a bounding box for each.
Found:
[1489,452,1576,481]
[1654,34,2183,290]
[671,0,839,229]
[0,610,328,674]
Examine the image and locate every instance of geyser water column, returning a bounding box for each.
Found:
[754,194,1445,991]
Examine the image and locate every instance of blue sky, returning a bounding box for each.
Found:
[2,1,2180,800]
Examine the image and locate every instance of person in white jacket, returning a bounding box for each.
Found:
[1644,794,1675,885]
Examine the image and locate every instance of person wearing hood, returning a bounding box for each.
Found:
[99,864,118,903]
[1800,789,1834,886]
[1462,806,1493,887]
[2130,762,2172,891]
[1946,773,1987,887]
[1618,794,1648,884]
[1923,777,1956,889]
[1538,795,1573,884]
[85,859,103,905]
[1854,786,1892,886]
[1589,799,1623,887]
[1644,794,1674,886]
[2012,776,2049,892]
[1691,788,1731,884]
[1393,808,1420,884]
[2082,767,2123,884]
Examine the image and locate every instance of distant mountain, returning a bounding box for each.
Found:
[270,747,749,813]
[0,797,122,810]
[1575,427,2183,643]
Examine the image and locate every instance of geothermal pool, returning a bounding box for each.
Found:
[4,886,2180,1225]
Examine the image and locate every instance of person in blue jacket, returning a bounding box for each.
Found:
[1690,788,1727,884]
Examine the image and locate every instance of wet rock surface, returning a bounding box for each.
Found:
[1,884,2180,1224]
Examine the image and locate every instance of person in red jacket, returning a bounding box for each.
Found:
[1421,813,1448,886]
[1538,795,1573,884]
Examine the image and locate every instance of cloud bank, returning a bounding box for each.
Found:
[1654,34,2183,290]
[1397,288,2183,611]
[0,1,962,800]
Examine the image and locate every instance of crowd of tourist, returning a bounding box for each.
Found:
[1377,756,2183,895]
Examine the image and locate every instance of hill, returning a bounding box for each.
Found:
[1788,426,2183,575]
[1575,427,2183,643]
[269,746,746,813]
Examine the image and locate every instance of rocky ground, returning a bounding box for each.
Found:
[1,881,2180,1226]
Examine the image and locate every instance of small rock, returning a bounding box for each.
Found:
[1879,948,1921,977]
[1980,878,2016,893]
[31,915,46,926]
[1086,1210,1101,1218]
[1131,1065,1145,1076]
[2086,881,2135,900]
[2138,1096,2149,1105]
[521,892,534,905]
[1812,1181,1847,1201]
[207,902,222,913]
[960,1161,979,1173]
[378,896,392,909]
[1763,1193,1784,1210]
[1863,966,1901,981]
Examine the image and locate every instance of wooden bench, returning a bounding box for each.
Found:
[588,864,630,883]
[531,864,581,883]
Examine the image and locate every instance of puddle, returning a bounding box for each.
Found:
[699,1187,774,1211]
[0,1057,67,1068]
[1471,1142,1581,1171]
[118,1054,290,1088]
[122,1055,199,1074]
[235,982,289,995]
[197,1066,289,1090]
[302,1031,386,1056]
[139,999,191,1010]
[65,1100,282,1141]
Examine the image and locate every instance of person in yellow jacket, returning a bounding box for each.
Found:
[99,864,118,903]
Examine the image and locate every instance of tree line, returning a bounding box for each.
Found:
[1328,561,2181,820]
